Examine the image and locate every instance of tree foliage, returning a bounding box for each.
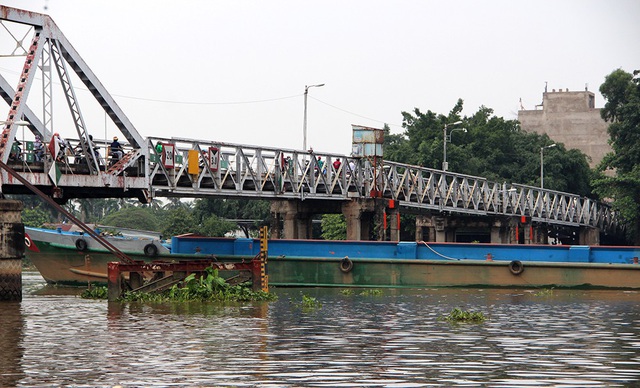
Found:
[593,68,640,243]
[385,100,593,195]
[321,214,346,240]
[100,207,160,232]
[21,207,50,228]
[199,214,236,237]
[160,207,198,238]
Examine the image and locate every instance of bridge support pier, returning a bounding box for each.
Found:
[387,207,400,242]
[415,215,433,242]
[579,227,600,245]
[270,199,343,240]
[0,200,24,301]
[342,199,378,241]
[490,220,504,243]
[270,200,313,239]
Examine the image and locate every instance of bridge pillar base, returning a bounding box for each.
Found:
[342,199,381,241]
[490,221,503,243]
[388,208,400,242]
[579,227,600,245]
[415,215,435,242]
[271,199,342,240]
[270,200,313,239]
[0,200,24,301]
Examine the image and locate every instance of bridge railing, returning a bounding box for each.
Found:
[377,161,618,232]
[145,137,619,232]
[147,137,366,199]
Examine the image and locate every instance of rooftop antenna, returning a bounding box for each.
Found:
[585,83,588,91]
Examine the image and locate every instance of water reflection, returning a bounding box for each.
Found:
[0,301,24,387]
[9,272,640,386]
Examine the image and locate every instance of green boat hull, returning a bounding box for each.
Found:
[26,240,640,289]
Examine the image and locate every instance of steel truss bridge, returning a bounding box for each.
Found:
[0,6,620,234]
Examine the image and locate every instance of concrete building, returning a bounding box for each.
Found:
[518,88,611,168]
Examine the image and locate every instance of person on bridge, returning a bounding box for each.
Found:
[110,136,124,162]
[52,133,67,161]
[34,135,44,161]
[9,138,21,161]
[315,156,324,177]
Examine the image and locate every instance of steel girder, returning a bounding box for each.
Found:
[0,5,148,193]
[147,137,619,232]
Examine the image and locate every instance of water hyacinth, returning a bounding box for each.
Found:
[440,307,486,323]
[117,266,277,303]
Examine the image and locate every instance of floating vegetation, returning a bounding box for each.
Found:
[81,286,108,300]
[339,288,383,296]
[534,288,555,297]
[298,294,322,309]
[119,266,277,303]
[440,308,486,323]
[359,289,383,296]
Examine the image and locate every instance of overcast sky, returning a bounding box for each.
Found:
[1,0,638,155]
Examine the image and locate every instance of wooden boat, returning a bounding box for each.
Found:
[25,226,640,289]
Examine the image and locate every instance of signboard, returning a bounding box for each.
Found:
[209,146,220,171]
[351,124,383,157]
[162,143,175,169]
[187,150,199,175]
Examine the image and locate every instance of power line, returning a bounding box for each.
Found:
[310,96,403,129]
[113,93,302,105]
[0,65,404,128]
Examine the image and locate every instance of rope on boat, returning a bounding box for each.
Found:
[418,241,461,261]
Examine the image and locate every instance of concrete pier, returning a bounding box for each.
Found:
[0,200,24,301]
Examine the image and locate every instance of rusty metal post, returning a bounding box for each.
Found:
[257,226,268,292]
[0,200,24,301]
[107,262,122,302]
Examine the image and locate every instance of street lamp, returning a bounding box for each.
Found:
[303,83,324,152]
[540,143,556,189]
[442,121,466,171]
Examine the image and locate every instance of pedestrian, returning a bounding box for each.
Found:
[34,135,44,161]
[315,156,324,177]
[333,159,341,171]
[53,132,67,161]
[348,160,356,177]
[9,138,21,161]
[110,136,123,161]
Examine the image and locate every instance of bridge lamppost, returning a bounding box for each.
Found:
[303,83,324,152]
[540,143,556,189]
[442,121,465,171]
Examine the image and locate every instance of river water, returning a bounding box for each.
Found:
[1,272,639,387]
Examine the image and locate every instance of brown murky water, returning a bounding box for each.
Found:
[1,272,639,387]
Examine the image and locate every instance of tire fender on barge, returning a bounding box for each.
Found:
[508,260,524,275]
[75,238,88,251]
[340,257,353,273]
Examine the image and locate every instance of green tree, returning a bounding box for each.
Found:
[21,207,50,228]
[199,214,236,237]
[100,207,160,231]
[321,214,346,240]
[193,198,270,235]
[9,194,60,224]
[71,198,120,223]
[160,208,198,238]
[593,68,640,243]
[392,101,593,196]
